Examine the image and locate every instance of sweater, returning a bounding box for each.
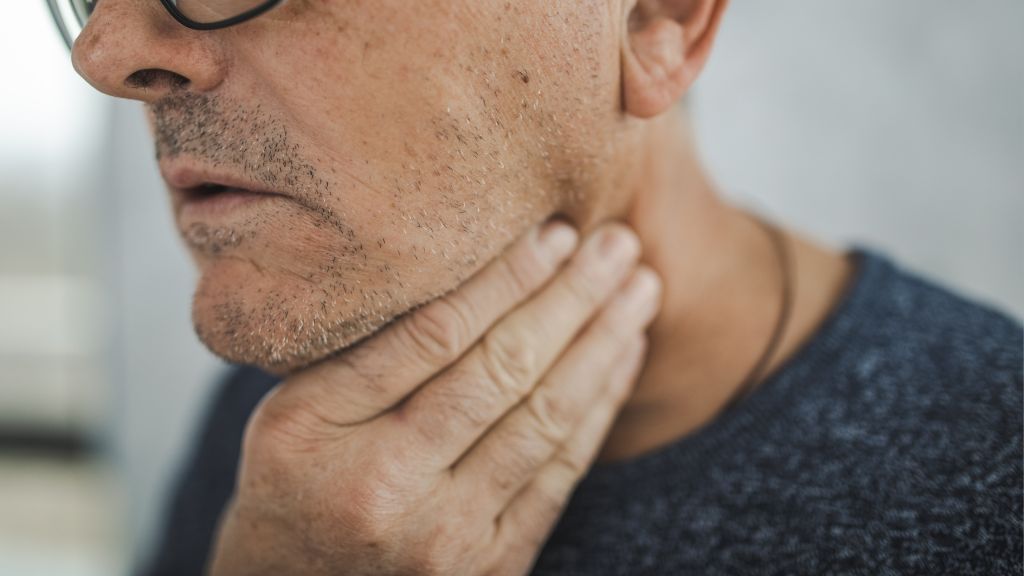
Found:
[141,247,1024,575]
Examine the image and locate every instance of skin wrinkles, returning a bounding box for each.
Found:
[75,0,863,542]
[151,93,354,238]
[112,0,624,375]
[149,93,405,370]
[149,85,561,373]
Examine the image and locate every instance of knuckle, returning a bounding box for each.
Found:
[343,465,406,537]
[330,347,390,395]
[534,482,567,520]
[342,500,393,545]
[497,246,550,296]
[524,388,572,446]
[512,483,566,548]
[561,262,608,309]
[245,392,325,457]
[486,461,520,495]
[479,332,537,399]
[246,395,294,443]
[550,448,587,481]
[589,310,633,348]
[532,467,578,522]
[418,518,467,576]
[485,429,541,491]
[409,375,493,434]
[402,297,473,365]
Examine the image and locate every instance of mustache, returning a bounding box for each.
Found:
[150,92,320,196]
[150,92,350,232]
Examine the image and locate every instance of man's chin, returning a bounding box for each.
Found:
[183,215,513,376]
[193,310,396,377]
[190,279,409,377]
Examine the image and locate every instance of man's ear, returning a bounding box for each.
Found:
[621,0,729,118]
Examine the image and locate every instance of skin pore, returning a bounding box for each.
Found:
[119,1,629,373]
[72,0,853,462]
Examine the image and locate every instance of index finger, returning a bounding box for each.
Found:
[286,220,579,423]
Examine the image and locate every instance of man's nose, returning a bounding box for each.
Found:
[71,0,226,101]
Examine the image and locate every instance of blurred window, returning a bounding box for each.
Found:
[0,2,106,446]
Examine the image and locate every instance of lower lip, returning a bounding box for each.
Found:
[179,189,282,221]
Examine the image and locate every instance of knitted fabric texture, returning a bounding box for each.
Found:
[141,248,1024,576]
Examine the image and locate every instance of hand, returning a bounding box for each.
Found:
[208,221,662,576]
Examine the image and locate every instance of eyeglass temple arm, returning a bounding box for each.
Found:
[45,0,76,50]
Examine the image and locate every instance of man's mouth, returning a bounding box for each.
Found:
[161,163,292,223]
[180,184,282,220]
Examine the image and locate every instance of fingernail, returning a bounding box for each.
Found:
[597,226,639,263]
[537,220,578,259]
[620,267,662,318]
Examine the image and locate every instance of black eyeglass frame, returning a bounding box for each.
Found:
[46,0,286,48]
[158,0,285,31]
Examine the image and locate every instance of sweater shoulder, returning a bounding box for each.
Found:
[849,250,1022,389]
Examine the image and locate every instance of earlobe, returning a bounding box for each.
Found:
[620,0,729,119]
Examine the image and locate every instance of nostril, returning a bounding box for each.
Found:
[126,69,190,91]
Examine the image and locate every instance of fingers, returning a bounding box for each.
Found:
[391,225,644,466]
[487,337,648,574]
[451,266,660,507]
[284,220,579,424]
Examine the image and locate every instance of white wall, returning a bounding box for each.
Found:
[105,102,224,568]
[106,0,1023,568]
[693,0,1023,317]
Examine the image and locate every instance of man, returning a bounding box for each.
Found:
[56,0,1020,574]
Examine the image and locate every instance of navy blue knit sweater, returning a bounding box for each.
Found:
[142,248,1023,575]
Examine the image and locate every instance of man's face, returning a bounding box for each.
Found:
[74,1,631,374]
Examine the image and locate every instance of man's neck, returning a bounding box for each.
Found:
[596,110,855,462]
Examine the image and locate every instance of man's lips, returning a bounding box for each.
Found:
[179,186,285,221]
[161,163,292,221]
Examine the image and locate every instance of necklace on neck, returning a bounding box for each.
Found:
[719,214,795,415]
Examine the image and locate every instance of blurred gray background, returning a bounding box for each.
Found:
[1,1,1021,574]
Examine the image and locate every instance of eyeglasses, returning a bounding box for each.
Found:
[46,0,286,49]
